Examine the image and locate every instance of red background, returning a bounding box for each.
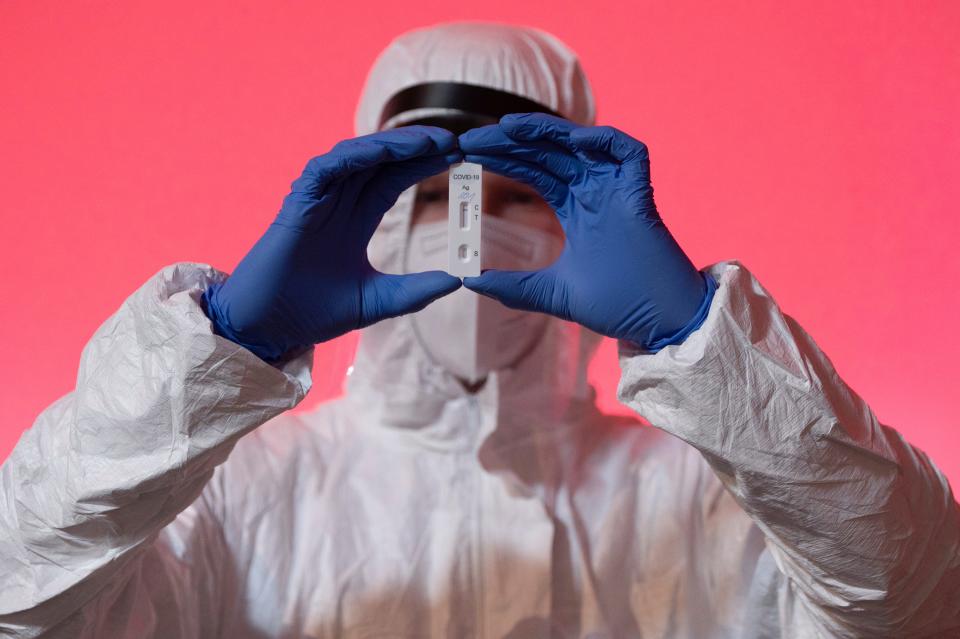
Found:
[2,2,958,487]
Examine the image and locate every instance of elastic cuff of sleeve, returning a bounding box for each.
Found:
[201,284,292,364]
[642,271,718,353]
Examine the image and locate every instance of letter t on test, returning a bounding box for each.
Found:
[448,162,482,277]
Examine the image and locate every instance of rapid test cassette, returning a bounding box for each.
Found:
[448,162,482,277]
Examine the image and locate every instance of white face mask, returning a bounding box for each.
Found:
[405,215,564,384]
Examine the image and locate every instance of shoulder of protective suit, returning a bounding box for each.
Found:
[222,401,350,482]
[583,412,718,485]
[576,413,752,539]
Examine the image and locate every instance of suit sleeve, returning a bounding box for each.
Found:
[616,260,960,638]
[0,263,312,638]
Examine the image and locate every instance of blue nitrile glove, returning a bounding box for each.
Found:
[458,113,715,352]
[203,126,463,362]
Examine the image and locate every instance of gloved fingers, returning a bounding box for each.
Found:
[569,125,649,166]
[356,150,464,241]
[499,113,588,152]
[277,162,381,233]
[350,125,458,163]
[463,153,569,216]
[362,271,463,325]
[462,268,558,315]
[336,165,382,222]
[368,150,463,206]
[359,126,459,170]
[458,124,583,183]
[361,125,459,155]
[291,143,389,197]
[294,126,458,195]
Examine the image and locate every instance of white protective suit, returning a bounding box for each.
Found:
[2,22,959,639]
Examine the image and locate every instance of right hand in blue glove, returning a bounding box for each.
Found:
[458,114,714,352]
[203,126,463,362]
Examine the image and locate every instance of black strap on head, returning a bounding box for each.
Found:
[378,82,562,134]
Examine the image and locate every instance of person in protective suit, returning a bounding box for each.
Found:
[2,21,958,639]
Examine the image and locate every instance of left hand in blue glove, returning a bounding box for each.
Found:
[458,113,715,351]
[203,126,463,362]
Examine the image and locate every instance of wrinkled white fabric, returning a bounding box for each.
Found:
[3,21,960,639]
[3,260,958,638]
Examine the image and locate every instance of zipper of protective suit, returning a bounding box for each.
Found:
[468,393,485,638]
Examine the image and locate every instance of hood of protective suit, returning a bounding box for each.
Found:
[343,22,603,450]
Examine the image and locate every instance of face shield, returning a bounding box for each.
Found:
[348,22,601,405]
[378,81,562,134]
[377,81,565,384]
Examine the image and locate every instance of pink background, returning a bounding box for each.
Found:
[1,2,958,487]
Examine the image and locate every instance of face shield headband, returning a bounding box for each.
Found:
[378,82,562,134]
